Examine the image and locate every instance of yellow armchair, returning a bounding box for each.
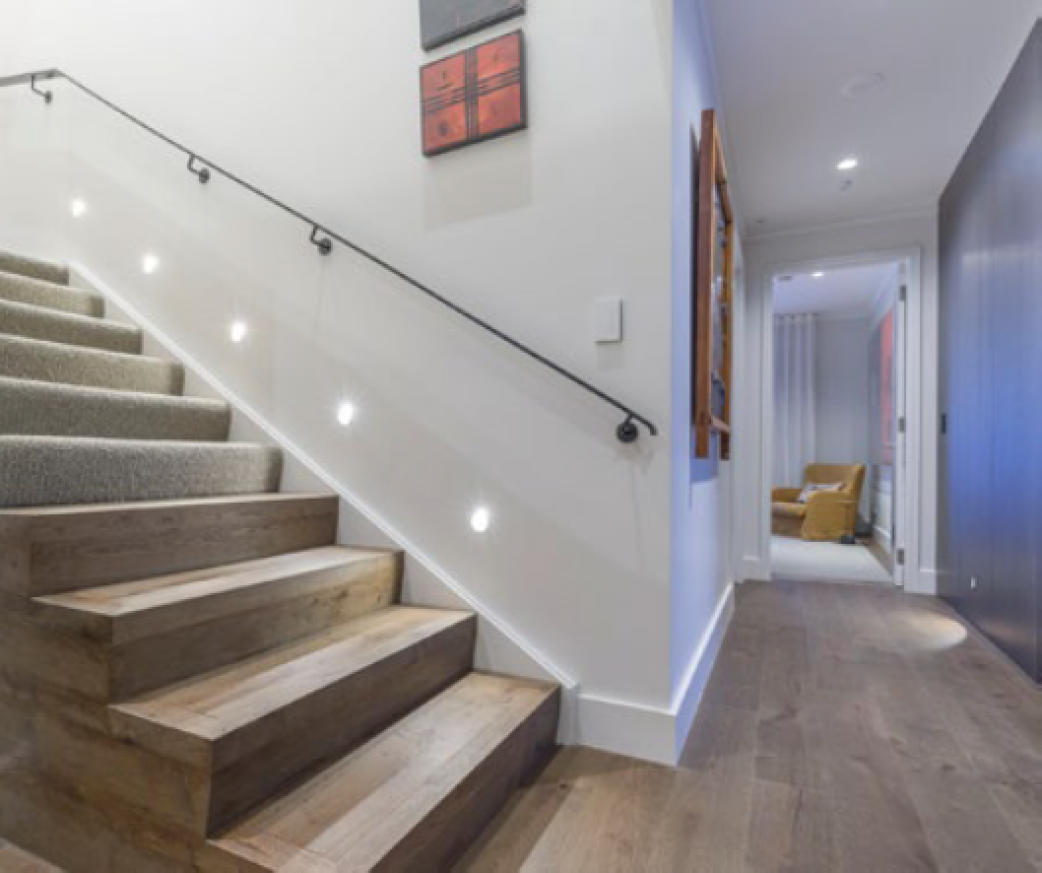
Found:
[772,464,866,542]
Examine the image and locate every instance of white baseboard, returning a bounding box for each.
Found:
[574,692,676,765]
[741,554,770,582]
[908,567,938,597]
[671,583,735,759]
[574,583,735,765]
[873,524,893,553]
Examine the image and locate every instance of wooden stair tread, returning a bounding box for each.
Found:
[113,606,473,742]
[34,546,394,623]
[209,672,558,871]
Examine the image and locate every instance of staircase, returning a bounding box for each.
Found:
[0,250,560,871]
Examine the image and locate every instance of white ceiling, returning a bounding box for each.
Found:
[702,0,1042,236]
[774,263,896,317]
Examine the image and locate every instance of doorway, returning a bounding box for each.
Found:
[767,257,909,587]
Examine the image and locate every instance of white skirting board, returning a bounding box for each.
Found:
[575,583,735,766]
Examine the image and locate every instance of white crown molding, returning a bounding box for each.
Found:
[745,202,939,244]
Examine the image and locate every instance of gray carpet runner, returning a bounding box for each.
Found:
[0,249,281,508]
[0,297,142,354]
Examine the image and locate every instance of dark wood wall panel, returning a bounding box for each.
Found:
[938,22,1042,681]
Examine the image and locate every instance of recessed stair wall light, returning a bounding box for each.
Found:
[70,198,88,219]
[229,321,248,343]
[142,253,160,274]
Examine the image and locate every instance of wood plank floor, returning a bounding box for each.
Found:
[0,840,62,872]
[458,579,1042,872]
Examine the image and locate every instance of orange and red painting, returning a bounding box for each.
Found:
[421,30,526,157]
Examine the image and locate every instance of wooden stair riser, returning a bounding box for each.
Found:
[34,552,403,700]
[374,688,560,871]
[204,674,561,872]
[0,696,210,847]
[0,767,191,873]
[206,620,476,833]
[0,495,339,596]
[0,613,110,701]
[115,615,477,835]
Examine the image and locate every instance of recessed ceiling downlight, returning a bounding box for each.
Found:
[837,157,859,172]
[336,402,356,427]
[470,506,492,534]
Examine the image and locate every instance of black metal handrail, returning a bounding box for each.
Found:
[0,68,658,443]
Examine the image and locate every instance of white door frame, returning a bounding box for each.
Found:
[758,246,925,592]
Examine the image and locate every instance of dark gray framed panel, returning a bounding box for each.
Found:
[420,0,525,51]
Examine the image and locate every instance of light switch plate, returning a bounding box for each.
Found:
[593,296,624,344]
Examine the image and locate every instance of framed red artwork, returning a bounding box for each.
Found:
[420,30,527,157]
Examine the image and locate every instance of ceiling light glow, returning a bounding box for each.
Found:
[229,321,248,343]
[142,253,160,275]
[70,198,88,219]
[812,271,826,279]
[837,157,859,172]
[470,506,492,534]
[336,402,356,427]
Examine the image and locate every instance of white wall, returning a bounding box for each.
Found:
[813,315,871,516]
[670,0,737,759]
[0,0,730,764]
[738,211,939,591]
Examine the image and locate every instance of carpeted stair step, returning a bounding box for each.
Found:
[0,249,69,286]
[0,334,184,395]
[0,297,142,354]
[0,378,230,441]
[0,271,102,317]
[0,436,282,508]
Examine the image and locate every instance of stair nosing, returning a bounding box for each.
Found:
[0,270,102,314]
[0,269,93,296]
[32,546,399,639]
[0,332,175,369]
[0,375,226,410]
[0,267,75,287]
[0,492,336,518]
[0,295,136,331]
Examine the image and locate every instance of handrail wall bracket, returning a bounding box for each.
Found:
[30,74,52,104]
[187,155,211,184]
[310,225,333,256]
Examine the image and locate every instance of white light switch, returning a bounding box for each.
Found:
[593,296,624,344]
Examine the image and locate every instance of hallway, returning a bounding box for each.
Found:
[459,580,1042,871]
